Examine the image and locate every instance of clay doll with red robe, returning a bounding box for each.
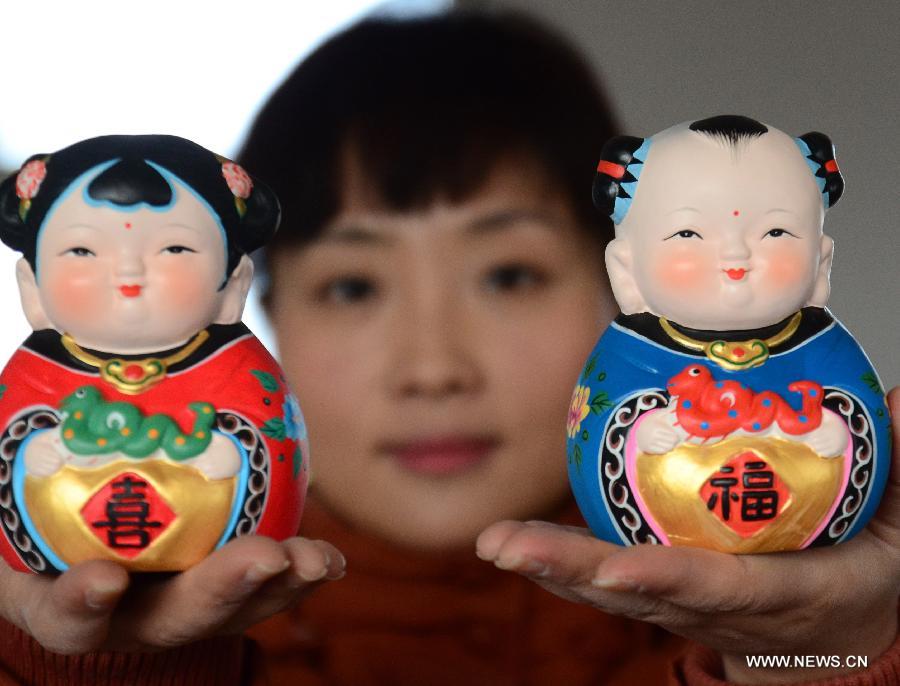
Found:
[0,135,309,573]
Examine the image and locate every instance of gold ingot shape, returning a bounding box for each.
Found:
[24,459,236,571]
[634,436,844,553]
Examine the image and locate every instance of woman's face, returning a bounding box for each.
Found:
[268,157,615,550]
[35,175,229,353]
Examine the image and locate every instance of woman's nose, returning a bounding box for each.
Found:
[388,287,483,400]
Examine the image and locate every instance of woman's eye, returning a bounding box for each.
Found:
[764,228,795,238]
[483,264,545,293]
[318,276,377,304]
[665,229,702,240]
[162,245,196,254]
[64,247,95,257]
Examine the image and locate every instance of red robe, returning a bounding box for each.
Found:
[0,323,307,573]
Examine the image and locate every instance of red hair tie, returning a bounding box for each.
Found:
[824,159,839,174]
[597,160,625,179]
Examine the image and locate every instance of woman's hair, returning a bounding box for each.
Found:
[238,9,619,251]
[0,134,280,276]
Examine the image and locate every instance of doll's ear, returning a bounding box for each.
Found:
[215,253,254,324]
[807,234,834,307]
[605,238,646,314]
[15,258,53,330]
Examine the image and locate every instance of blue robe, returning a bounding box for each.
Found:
[567,308,890,549]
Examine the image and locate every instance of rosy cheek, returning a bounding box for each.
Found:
[652,252,711,293]
[43,265,105,320]
[155,264,220,314]
[765,251,811,289]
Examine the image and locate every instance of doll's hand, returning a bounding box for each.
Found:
[188,435,242,479]
[635,409,681,454]
[23,432,66,476]
[803,409,850,458]
[0,534,345,654]
[477,388,900,684]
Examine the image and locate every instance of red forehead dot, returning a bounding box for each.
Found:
[732,210,740,217]
[124,222,132,229]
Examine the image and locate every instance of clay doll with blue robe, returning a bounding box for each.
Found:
[567,115,889,553]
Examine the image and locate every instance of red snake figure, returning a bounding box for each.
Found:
[666,365,824,440]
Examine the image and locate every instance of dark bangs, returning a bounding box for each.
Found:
[238,10,619,248]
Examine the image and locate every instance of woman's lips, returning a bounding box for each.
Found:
[385,436,499,476]
[724,268,748,281]
[119,284,142,297]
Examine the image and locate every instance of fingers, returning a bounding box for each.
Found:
[218,538,345,634]
[0,559,129,654]
[0,535,345,654]
[865,387,900,556]
[595,543,823,616]
[477,520,603,583]
[110,535,345,650]
[112,535,296,648]
[476,520,701,625]
[476,520,828,624]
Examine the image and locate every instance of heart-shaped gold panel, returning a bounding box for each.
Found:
[634,437,844,553]
[25,460,235,571]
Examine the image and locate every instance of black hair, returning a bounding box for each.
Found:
[797,131,844,208]
[0,134,280,276]
[237,10,619,253]
[689,114,769,147]
[592,136,648,222]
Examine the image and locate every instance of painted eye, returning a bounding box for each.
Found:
[764,228,796,238]
[65,247,95,257]
[162,245,196,254]
[689,367,701,376]
[665,229,702,240]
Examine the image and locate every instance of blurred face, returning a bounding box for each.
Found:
[611,125,832,330]
[35,175,229,353]
[268,157,615,550]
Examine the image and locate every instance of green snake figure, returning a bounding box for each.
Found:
[60,386,216,461]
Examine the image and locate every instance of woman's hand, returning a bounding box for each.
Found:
[477,388,900,684]
[0,535,344,654]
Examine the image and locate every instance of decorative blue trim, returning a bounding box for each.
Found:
[794,138,827,205]
[35,160,119,283]
[611,137,653,225]
[215,431,251,549]
[13,431,69,572]
[145,162,229,271]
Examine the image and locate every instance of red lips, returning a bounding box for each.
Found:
[725,269,747,281]
[387,436,499,476]
[119,284,142,297]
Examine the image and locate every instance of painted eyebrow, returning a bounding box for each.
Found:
[61,223,104,232]
[665,206,702,216]
[466,209,561,235]
[159,222,210,234]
